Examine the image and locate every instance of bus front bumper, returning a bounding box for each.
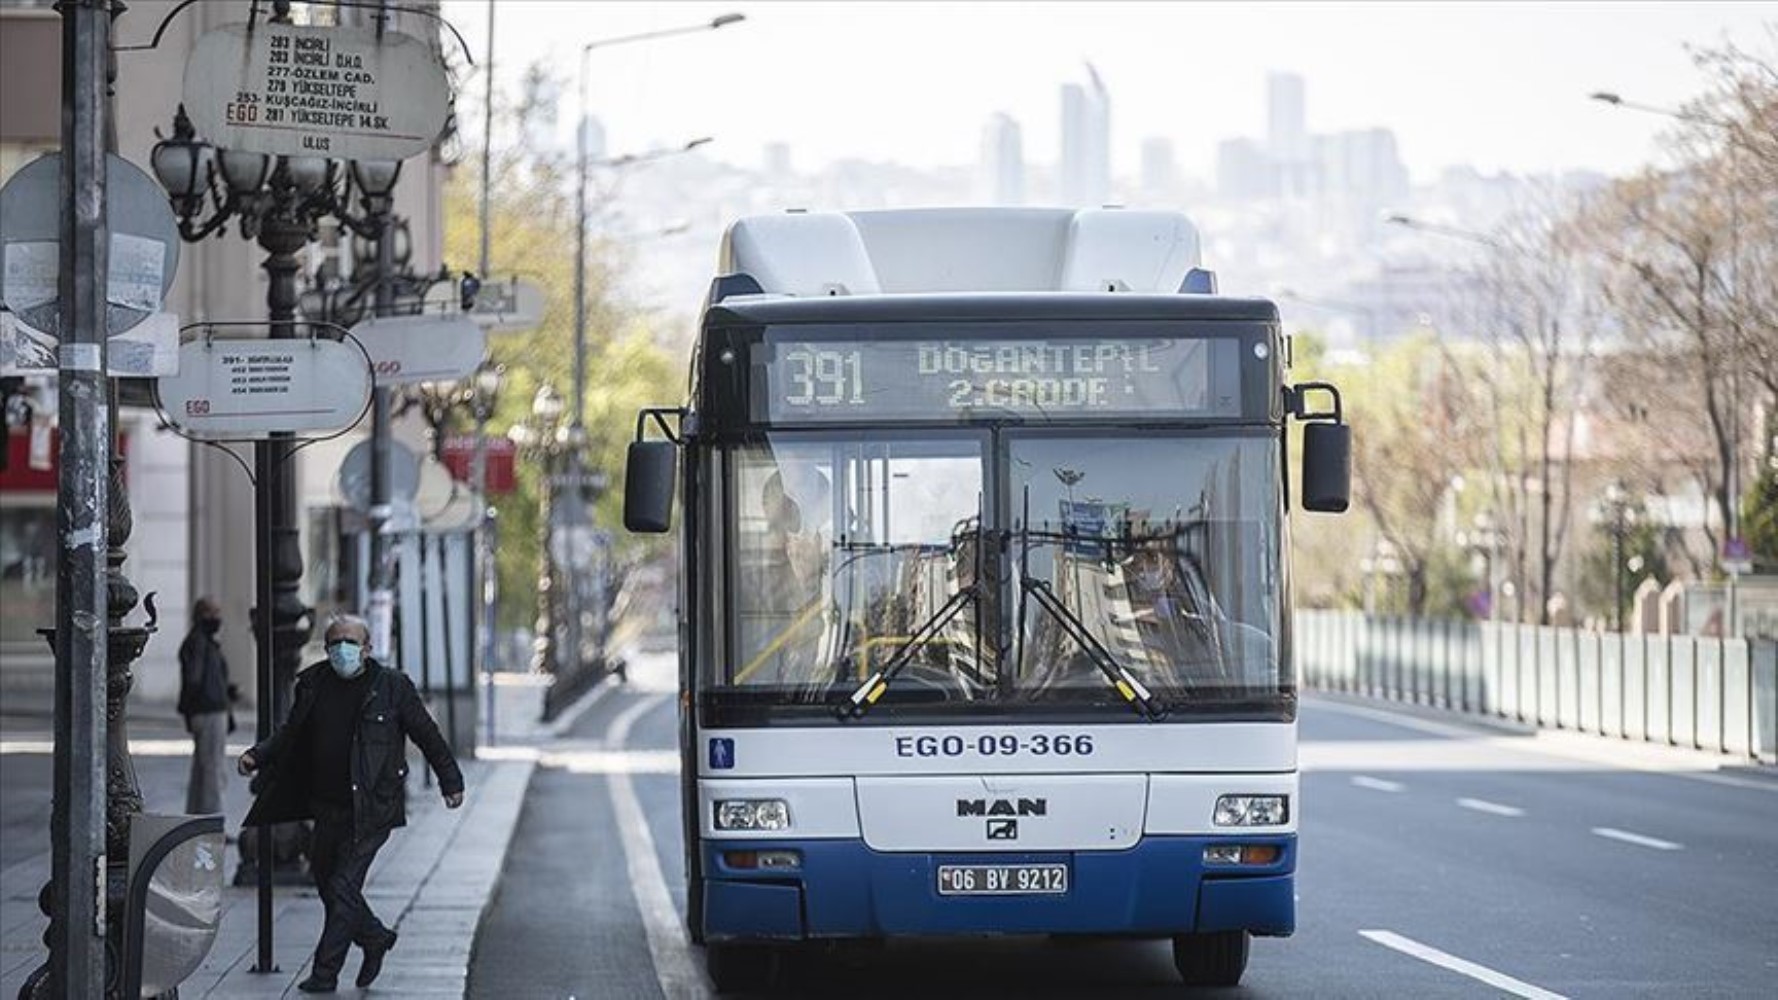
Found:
[701,835,1295,941]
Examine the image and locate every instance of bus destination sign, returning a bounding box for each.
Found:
[759,336,1240,422]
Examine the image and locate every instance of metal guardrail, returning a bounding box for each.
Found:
[1294,611,1778,764]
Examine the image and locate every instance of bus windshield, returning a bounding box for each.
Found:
[715,432,1283,714]
[726,434,992,705]
[1009,433,1281,706]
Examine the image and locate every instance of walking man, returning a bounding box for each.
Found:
[177,596,235,815]
[238,613,465,993]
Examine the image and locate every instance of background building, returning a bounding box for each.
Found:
[0,0,448,716]
[1059,65,1110,207]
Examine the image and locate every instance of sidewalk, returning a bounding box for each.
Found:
[0,674,573,998]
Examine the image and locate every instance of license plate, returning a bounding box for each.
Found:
[936,864,1068,896]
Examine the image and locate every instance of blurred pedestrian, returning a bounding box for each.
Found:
[177,596,236,815]
[237,613,465,994]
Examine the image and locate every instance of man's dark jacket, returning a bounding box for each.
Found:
[244,659,463,841]
[177,628,230,717]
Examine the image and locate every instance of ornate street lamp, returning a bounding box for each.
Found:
[509,384,569,677]
[469,363,504,742]
[150,95,401,896]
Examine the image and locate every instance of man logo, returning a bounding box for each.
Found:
[986,819,1019,840]
[956,797,1047,817]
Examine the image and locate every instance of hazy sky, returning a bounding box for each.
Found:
[443,1,1774,182]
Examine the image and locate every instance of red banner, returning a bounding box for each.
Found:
[439,434,516,494]
[1,428,130,493]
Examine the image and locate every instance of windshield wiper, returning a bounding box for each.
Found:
[838,584,976,719]
[1021,574,1167,720]
[1011,487,1166,721]
[837,505,992,720]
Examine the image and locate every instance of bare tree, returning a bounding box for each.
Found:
[1457,186,1599,623]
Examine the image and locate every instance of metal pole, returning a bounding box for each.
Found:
[478,0,495,280]
[573,49,590,432]
[249,208,314,955]
[49,1,110,993]
[1613,510,1625,633]
[1725,141,1741,639]
[563,45,592,683]
[367,221,396,659]
[473,409,495,745]
[252,440,276,974]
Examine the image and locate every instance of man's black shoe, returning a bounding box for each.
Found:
[356,930,398,988]
[296,975,337,993]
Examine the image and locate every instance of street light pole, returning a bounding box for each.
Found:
[45,1,110,993]
[562,12,744,684]
[1604,482,1630,633]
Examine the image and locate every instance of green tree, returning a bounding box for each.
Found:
[440,63,684,634]
[1745,410,1778,570]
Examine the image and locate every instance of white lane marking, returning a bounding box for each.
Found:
[1457,797,1524,817]
[1590,826,1682,851]
[1360,929,1569,1000]
[1350,775,1404,792]
[606,693,710,999]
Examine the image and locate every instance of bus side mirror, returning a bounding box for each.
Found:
[1301,421,1350,513]
[624,441,677,533]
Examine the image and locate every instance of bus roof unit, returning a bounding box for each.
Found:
[718,207,1213,300]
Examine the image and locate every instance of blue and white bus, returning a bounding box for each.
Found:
[623,208,1351,993]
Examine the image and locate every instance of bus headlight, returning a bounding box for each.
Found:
[714,799,792,831]
[1213,794,1289,826]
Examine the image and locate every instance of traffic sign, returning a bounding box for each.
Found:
[0,152,179,338]
[337,437,420,513]
[351,314,486,386]
[156,337,371,438]
[1724,536,1753,576]
[182,21,451,162]
[468,279,545,331]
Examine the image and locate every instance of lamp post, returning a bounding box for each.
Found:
[150,95,404,962]
[509,385,567,677]
[1590,89,1746,634]
[563,12,742,682]
[469,363,504,743]
[1602,481,1632,633]
[1382,212,1504,249]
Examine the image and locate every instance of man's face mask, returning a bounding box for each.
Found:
[200,616,222,636]
[327,639,365,679]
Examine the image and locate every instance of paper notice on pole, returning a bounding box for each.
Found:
[0,308,56,375]
[107,311,179,376]
[107,233,166,313]
[2,241,57,311]
[2,308,179,376]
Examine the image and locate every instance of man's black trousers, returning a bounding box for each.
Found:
[308,803,394,979]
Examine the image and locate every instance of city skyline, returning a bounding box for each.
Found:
[445,1,1771,183]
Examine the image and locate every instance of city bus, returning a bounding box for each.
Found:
[623,208,1350,993]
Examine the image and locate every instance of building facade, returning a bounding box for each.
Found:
[0,0,448,714]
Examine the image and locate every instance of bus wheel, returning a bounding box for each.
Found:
[705,942,777,994]
[1171,930,1249,986]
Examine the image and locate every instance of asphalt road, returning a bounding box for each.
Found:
[468,653,1778,998]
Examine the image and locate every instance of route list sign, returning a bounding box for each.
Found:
[157,337,371,439]
[183,22,451,162]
